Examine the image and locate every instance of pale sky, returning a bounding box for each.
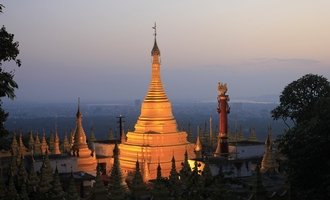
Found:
[2,0,330,103]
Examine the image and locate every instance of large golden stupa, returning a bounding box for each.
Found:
[119,26,195,179]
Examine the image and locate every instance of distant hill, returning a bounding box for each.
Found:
[3,100,286,142]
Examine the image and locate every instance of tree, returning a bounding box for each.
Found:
[0,4,21,138]
[38,155,53,199]
[271,74,330,127]
[66,171,80,200]
[201,158,212,187]
[273,74,330,200]
[27,158,39,196]
[6,172,19,200]
[0,170,6,200]
[248,164,267,200]
[179,150,191,185]
[129,160,147,200]
[107,143,128,200]
[151,163,169,200]
[49,166,65,200]
[17,157,28,187]
[91,167,107,200]
[168,155,181,197]
[19,182,29,200]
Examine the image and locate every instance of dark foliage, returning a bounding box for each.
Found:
[273,74,330,199]
[271,74,330,127]
[0,6,21,139]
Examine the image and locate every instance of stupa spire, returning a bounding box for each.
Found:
[40,131,49,155]
[28,131,35,151]
[261,126,277,173]
[194,126,202,158]
[144,22,169,104]
[76,97,82,118]
[34,131,41,155]
[49,130,54,153]
[62,132,71,153]
[11,132,18,156]
[73,97,88,150]
[134,23,177,134]
[265,126,272,148]
[71,98,97,174]
[53,128,61,155]
[18,133,27,156]
[151,22,160,57]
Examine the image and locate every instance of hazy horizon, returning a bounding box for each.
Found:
[2,1,330,103]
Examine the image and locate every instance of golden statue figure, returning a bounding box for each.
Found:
[218,82,228,95]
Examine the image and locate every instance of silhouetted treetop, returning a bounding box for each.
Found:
[271,73,330,126]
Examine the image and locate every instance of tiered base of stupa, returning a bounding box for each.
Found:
[119,131,195,179]
[75,147,97,175]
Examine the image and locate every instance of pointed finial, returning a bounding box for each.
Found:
[152,22,157,37]
[151,23,160,56]
[78,97,80,111]
[76,97,82,117]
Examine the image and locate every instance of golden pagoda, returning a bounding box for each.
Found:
[119,24,195,179]
[18,133,28,156]
[40,132,49,155]
[53,128,61,155]
[34,132,41,155]
[194,128,202,158]
[10,133,18,155]
[260,127,276,173]
[71,99,97,175]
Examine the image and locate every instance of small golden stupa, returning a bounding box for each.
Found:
[72,99,97,175]
[260,127,276,173]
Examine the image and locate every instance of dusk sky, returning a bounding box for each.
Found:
[2,0,330,103]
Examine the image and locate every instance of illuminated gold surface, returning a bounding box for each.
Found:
[72,103,97,175]
[53,130,61,155]
[261,130,276,173]
[119,36,194,179]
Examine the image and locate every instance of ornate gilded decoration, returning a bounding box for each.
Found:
[217,82,228,95]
